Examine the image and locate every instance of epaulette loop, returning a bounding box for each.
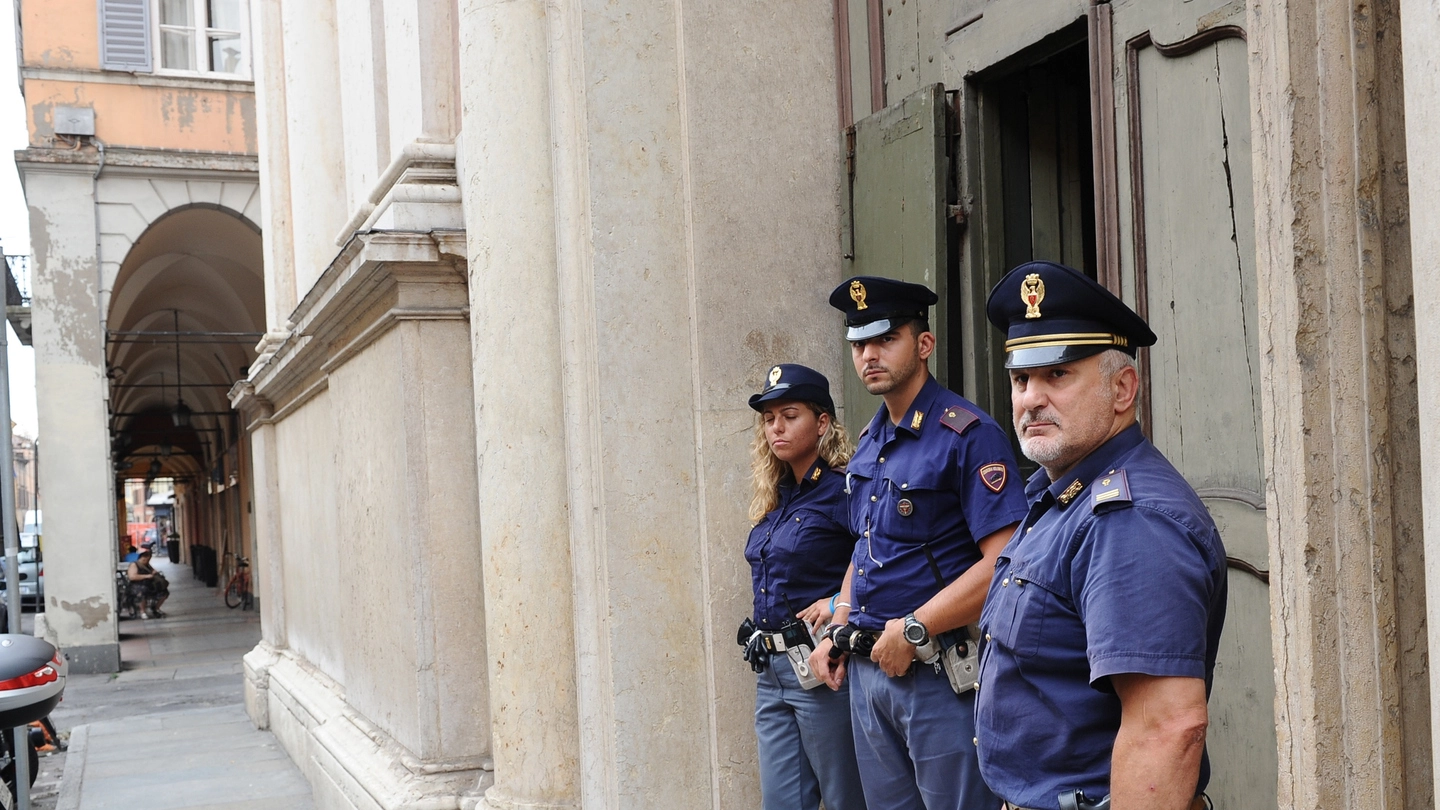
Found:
[939,406,979,436]
[1091,469,1132,510]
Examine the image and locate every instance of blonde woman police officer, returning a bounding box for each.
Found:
[740,363,867,810]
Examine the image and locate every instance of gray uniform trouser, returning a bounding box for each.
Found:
[756,658,868,810]
[849,657,997,810]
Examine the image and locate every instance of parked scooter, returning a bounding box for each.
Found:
[0,635,66,809]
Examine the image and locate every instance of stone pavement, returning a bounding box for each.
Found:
[28,558,313,810]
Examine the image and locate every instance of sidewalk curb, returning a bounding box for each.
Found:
[54,724,87,810]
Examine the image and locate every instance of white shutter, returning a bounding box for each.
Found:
[100,0,151,71]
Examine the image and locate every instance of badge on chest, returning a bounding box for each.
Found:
[897,498,914,517]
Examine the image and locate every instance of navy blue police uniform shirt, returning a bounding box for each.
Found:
[846,376,1027,632]
[975,424,1228,809]
[745,460,854,630]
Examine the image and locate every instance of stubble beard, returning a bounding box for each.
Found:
[861,350,922,396]
[1017,382,1117,472]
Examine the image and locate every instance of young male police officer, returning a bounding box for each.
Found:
[808,277,1026,810]
[975,261,1228,810]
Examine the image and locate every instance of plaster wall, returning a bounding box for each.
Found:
[18,0,99,70]
[274,390,345,682]
[25,80,256,154]
[25,167,119,672]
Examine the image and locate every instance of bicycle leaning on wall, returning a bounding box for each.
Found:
[223,553,253,611]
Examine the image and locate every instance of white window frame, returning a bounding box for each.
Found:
[150,0,252,80]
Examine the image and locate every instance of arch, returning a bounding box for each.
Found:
[106,206,264,485]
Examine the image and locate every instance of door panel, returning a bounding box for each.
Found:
[1123,26,1277,810]
[843,84,948,437]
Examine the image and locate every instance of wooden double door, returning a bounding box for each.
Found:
[840,1,1275,805]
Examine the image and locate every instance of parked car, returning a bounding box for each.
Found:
[0,549,43,609]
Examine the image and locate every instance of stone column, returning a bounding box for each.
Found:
[1399,0,1440,802]
[235,388,286,648]
[1248,1,1431,807]
[458,1,580,808]
[22,163,119,673]
[278,0,347,294]
[248,0,297,323]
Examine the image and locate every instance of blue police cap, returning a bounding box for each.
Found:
[748,364,835,415]
[828,276,938,341]
[985,261,1156,369]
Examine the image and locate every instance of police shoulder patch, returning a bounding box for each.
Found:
[938,405,980,436]
[1091,469,1132,509]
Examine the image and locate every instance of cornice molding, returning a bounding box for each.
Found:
[246,230,469,412]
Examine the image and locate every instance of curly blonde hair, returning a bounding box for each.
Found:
[748,404,855,523]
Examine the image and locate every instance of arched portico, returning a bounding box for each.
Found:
[24,157,262,672]
[107,206,264,596]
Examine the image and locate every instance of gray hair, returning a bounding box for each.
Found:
[1097,349,1136,382]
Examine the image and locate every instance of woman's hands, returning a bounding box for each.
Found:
[797,597,834,632]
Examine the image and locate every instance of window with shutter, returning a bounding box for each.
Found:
[101,0,153,72]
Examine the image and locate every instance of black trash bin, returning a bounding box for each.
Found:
[166,539,180,564]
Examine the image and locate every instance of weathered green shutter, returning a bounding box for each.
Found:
[100,0,152,72]
[842,83,948,437]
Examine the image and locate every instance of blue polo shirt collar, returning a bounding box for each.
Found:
[1041,422,1147,509]
[778,459,829,507]
[862,375,943,439]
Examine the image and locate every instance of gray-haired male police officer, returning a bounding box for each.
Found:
[809,277,1027,810]
[975,261,1228,810]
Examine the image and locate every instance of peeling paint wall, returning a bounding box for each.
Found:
[26,80,257,154]
[26,167,118,669]
[19,0,100,70]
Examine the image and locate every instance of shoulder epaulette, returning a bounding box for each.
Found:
[938,405,980,435]
[1091,469,1132,509]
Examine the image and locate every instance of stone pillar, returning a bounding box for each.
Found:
[547,2,841,807]
[248,0,297,323]
[1248,0,1431,807]
[22,163,119,673]
[278,0,347,294]
[1399,0,1440,802]
[236,389,286,649]
[458,1,581,807]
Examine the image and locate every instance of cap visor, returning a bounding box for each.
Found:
[1005,343,1114,369]
[846,319,898,341]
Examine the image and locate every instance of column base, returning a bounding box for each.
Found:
[256,646,493,810]
[60,642,119,674]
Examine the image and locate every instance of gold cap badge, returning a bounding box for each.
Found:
[768,366,782,386]
[1021,273,1045,319]
[850,280,869,311]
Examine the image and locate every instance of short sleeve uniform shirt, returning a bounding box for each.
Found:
[846,377,1028,632]
[745,461,853,631]
[975,424,1228,808]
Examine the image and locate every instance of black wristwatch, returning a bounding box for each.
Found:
[902,613,929,647]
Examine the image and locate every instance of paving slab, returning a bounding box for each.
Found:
[26,559,314,810]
